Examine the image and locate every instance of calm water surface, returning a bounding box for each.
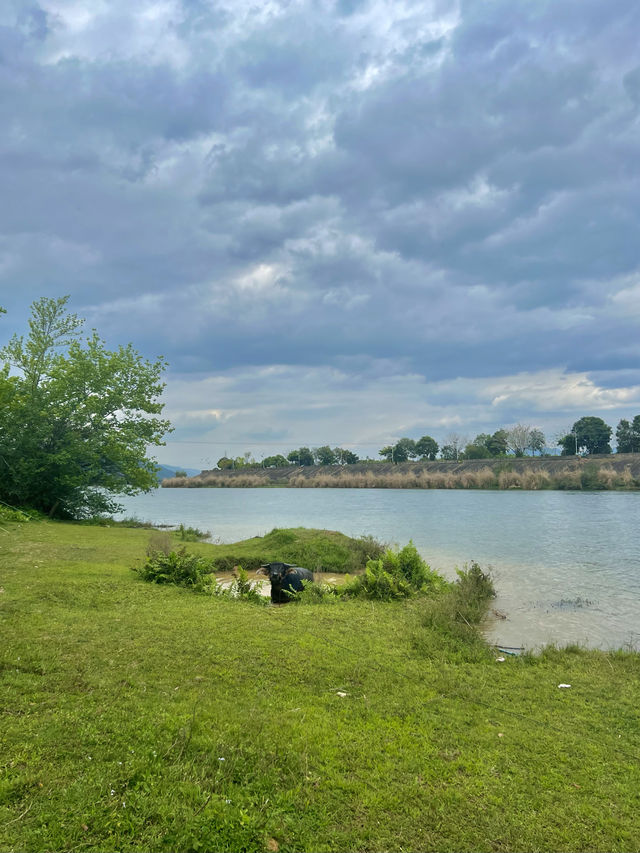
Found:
[116,488,640,651]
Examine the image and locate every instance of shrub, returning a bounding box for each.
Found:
[175,523,211,541]
[453,561,496,624]
[0,504,36,523]
[212,566,268,604]
[343,542,446,600]
[134,546,213,592]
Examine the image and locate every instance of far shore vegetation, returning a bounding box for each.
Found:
[163,455,640,491]
[2,516,639,852]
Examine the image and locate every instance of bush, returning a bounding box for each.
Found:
[212,566,268,605]
[452,561,496,624]
[343,542,446,600]
[417,562,495,660]
[0,504,36,523]
[134,546,213,592]
[175,523,211,541]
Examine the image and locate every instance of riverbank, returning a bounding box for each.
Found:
[162,453,640,490]
[2,519,639,851]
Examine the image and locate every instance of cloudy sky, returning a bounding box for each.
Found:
[1,0,639,468]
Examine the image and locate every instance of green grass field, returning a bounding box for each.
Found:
[1,520,639,852]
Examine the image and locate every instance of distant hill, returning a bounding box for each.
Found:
[155,464,200,483]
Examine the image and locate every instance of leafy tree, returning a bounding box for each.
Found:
[484,429,508,456]
[174,470,188,478]
[314,445,337,465]
[441,432,466,461]
[263,454,289,468]
[465,430,508,458]
[217,456,234,469]
[616,417,640,453]
[288,446,314,466]
[559,416,612,456]
[379,437,417,463]
[415,435,439,460]
[335,447,359,464]
[463,442,492,459]
[439,444,457,460]
[0,296,171,518]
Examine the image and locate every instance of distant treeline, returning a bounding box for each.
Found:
[163,455,640,491]
[201,415,640,473]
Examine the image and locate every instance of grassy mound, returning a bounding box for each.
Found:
[1,520,639,852]
[204,526,384,573]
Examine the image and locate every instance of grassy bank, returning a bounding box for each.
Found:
[163,454,640,490]
[1,520,639,852]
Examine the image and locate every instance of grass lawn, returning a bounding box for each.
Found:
[1,520,639,852]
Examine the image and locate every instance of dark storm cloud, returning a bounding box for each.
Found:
[1,0,639,462]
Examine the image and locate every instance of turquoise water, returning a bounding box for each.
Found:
[116,488,640,651]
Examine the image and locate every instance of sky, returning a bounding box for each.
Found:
[1,0,639,468]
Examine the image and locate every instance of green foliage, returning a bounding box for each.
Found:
[205,528,384,575]
[418,562,495,658]
[415,434,439,460]
[134,545,213,591]
[453,561,496,622]
[3,520,640,853]
[580,461,606,490]
[314,445,337,465]
[560,416,612,456]
[0,296,170,518]
[0,503,36,523]
[465,430,508,458]
[262,453,290,468]
[379,437,417,463]
[343,542,446,600]
[616,416,640,453]
[335,447,359,464]
[212,566,268,604]
[176,523,211,542]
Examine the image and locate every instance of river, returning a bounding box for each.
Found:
[115,487,640,652]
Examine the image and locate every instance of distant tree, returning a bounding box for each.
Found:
[486,429,509,457]
[0,296,170,518]
[463,443,492,459]
[379,438,418,463]
[395,438,417,461]
[335,447,359,464]
[616,417,640,453]
[217,456,234,469]
[442,432,466,461]
[528,428,546,456]
[506,424,532,457]
[174,470,188,478]
[314,445,337,465]
[290,446,314,466]
[415,435,439,460]
[439,444,457,460]
[559,416,612,455]
[263,454,289,468]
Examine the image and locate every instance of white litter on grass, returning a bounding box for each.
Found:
[496,656,506,662]
[336,691,348,697]
[558,683,572,689]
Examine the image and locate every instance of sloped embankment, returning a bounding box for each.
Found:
[162,453,640,490]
